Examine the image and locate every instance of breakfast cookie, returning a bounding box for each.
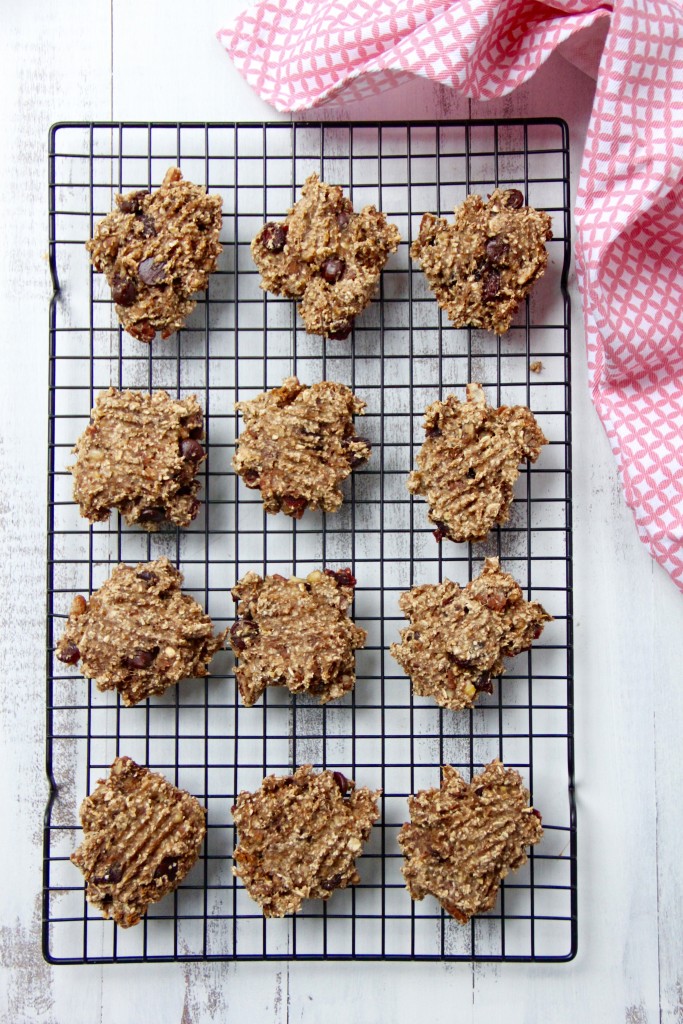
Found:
[251,173,400,338]
[71,756,206,928]
[70,387,206,531]
[407,382,548,543]
[56,557,227,706]
[233,376,371,519]
[232,764,381,917]
[229,568,366,707]
[399,760,543,923]
[390,557,551,711]
[86,166,223,341]
[410,188,552,334]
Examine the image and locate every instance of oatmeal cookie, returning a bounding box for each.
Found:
[410,188,552,334]
[71,756,206,928]
[390,557,551,711]
[251,173,400,338]
[56,557,227,706]
[86,167,223,341]
[70,387,206,531]
[229,568,366,707]
[399,760,543,923]
[407,382,548,543]
[232,764,381,917]
[233,376,371,519]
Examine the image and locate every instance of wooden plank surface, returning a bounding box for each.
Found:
[1,2,682,1022]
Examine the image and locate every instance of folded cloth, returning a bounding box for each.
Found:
[219,0,683,592]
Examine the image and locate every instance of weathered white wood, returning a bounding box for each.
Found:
[1,2,681,1021]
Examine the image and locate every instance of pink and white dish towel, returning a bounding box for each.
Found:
[218,0,683,592]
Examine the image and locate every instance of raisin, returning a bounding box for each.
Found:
[139,507,166,525]
[505,189,525,209]
[261,222,288,252]
[230,619,259,652]
[118,191,146,214]
[93,861,123,885]
[154,856,179,882]
[482,271,501,300]
[327,322,352,340]
[136,571,158,584]
[332,771,351,795]
[122,648,158,670]
[321,256,345,283]
[57,643,80,665]
[281,494,307,519]
[324,567,357,589]
[179,438,205,462]
[111,276,137,307]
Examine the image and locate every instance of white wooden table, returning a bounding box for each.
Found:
[2,3,682,1021]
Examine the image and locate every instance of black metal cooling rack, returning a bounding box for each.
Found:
[44,120,576,964]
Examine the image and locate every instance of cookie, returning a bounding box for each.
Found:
[407,382,548,543]
[398,760,543,923]
[233,376,371,519]
[391,557,551,711]
[232,765,381,917]
[251,173,400,338]
[86,167,223,342]
[56,557,227,706]
[71,756,206,928]
[229,568,366,707]
[70,387,206,531]
[410,188,552,334]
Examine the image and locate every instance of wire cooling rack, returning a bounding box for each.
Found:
[44,120,576,963]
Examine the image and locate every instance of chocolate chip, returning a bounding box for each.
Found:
[466,467,476,479]
[140,214,156,238]
[336,210,351,230]
[230,618,259,652]
[139,506,166,524]
[332,771,351,795]
[281,494,307,519]
[118,191,147,214]
[474,673,493,694]
[321,256,345,283]
[93,861,123,885]
[57,643,80,665]
[189,424,204,440]
[261,222,288,253]
[505,189,525,209]
[136,570,158,584]
[138,257,166,286]
[243,468,260,487]
[327,322,352,340]
[482,271,501,300]
[111,276,137,307]
[485,236,509,264]
[180,438,205,462]
[321,873,343,891]
[122,648,158,670]
[426,426,442,439]
[154,856,179,882]
[324,567,357,589]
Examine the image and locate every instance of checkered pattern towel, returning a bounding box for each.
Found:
[218,0,683,592]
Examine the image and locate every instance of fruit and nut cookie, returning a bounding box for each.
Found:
[410,188,552,334]
[229,568,366,707]
[56,557,227,706]
[70,387,206,531]
[407,382,548,543]
[399,760,543,923]
[390,557,551,711]
[86,167,223,342]
[233,376,371,519]
[71,756,206,928]
[251,173,400,338]
[232,765,381,917]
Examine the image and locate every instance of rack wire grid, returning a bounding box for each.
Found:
[45,119,576,964]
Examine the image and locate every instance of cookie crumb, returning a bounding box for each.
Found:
[530,360,543,374]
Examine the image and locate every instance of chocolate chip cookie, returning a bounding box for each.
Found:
[251,173,400,338]
[86,167,223,342]
[56,557,227,706]
[399,760,543,923]
[407,382,548,543]
[233,376,371,519]
[410,188,552,334]
[232,765,381,917]
[70,387,206,531]
[390,557,551,711]
[71,756,206,928]
[229,568,366,707]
